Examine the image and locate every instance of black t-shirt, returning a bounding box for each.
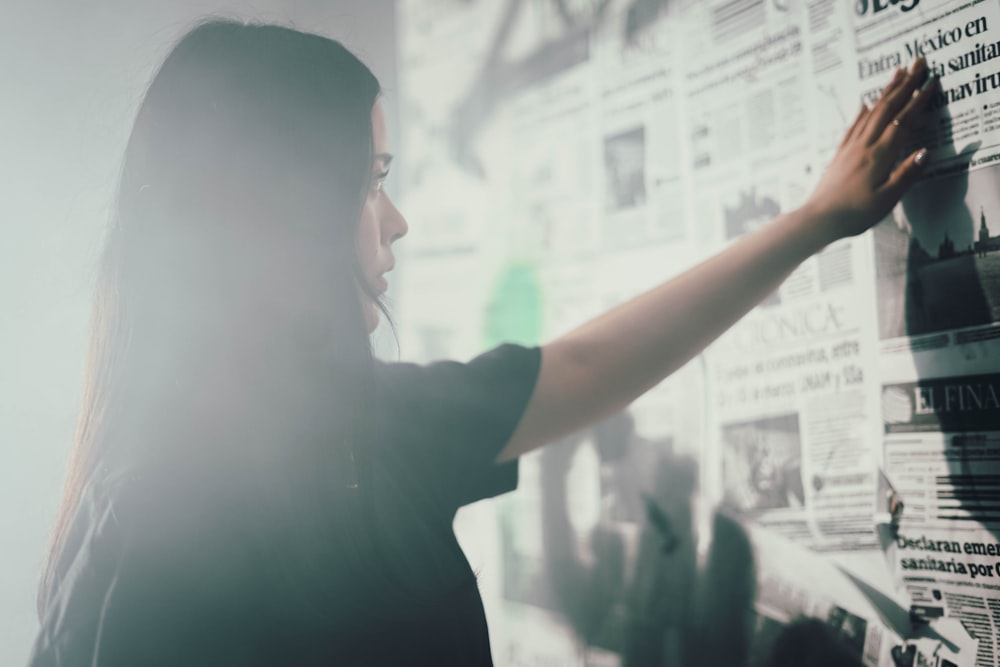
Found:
[29,344,541,667]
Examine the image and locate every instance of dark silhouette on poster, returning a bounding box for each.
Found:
[874,104,996,340]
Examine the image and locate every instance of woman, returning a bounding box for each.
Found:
[29,19,936,667]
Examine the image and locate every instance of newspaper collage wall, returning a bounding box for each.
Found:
[395,1,1000,665]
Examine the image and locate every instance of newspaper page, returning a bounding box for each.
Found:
[676,1,883,551]
[675,0,813,249]
[870,0,1000,363]
[499,50,599,265]
[592,0,690,250]
[883,386,1000,666]
[706,255,884,552]
[749,519,978,665]
[746,521,902,666]
[674,2,878,552]
[802,0,868,159]
[866,2,1000,664]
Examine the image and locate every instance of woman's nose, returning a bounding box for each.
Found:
[383,196,408,243]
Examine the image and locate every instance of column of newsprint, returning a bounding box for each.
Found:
[872,2,1000,666]
[682,0,882,552]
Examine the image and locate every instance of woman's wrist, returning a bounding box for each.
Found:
[791,198,846,252]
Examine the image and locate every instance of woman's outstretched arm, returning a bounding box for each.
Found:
[498,57,938,462]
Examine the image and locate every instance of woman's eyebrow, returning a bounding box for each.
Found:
[374,153,394,167]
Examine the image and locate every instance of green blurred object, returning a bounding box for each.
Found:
[484,260,543,348]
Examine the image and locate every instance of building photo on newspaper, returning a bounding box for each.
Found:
[393,0,1000,665]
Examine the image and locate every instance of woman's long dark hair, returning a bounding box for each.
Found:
[39,20,383,624]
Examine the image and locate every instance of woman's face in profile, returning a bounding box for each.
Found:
[356,99,408,333]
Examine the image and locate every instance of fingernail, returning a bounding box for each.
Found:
[914,148,928,165]
[891,67,904,84]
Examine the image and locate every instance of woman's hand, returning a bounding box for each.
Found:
[805,57,939,244]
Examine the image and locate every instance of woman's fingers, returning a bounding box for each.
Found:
[894,72,941,127]
[882,65,908,97]
[840,68,903,150]
[805,57,939,240]
[839,103,872,150]
[873,73,940,172]
[863,58,930,144]
[876,147,930,210]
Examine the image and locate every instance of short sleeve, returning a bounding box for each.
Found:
[372,344,541,510]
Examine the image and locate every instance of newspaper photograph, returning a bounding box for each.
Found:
[604,126,646,212]
[875,161,1000,345]
[723,413,806,514]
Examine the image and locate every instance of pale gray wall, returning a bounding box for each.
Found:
[0,2,396,663]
